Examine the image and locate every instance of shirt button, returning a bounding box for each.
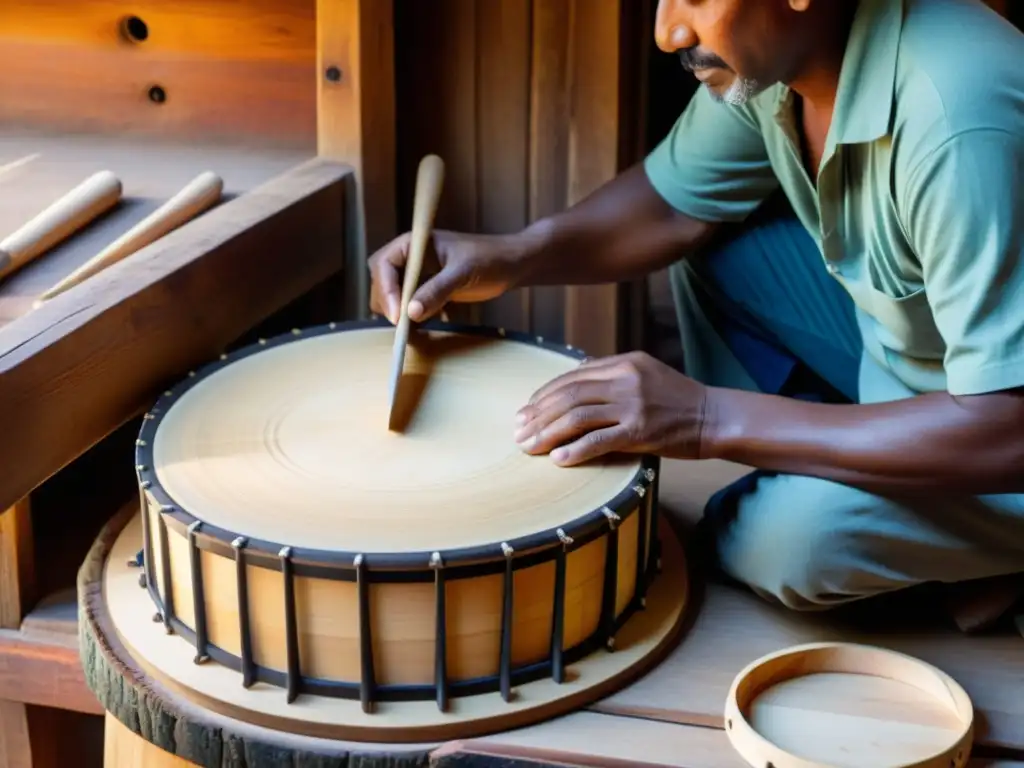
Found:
[827,263,839,275]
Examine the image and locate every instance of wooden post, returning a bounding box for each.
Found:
[0,498,36,768]
[527,0,650,356]
[317,0,397,319]
[561,0,628,358]
[0,499,35,629]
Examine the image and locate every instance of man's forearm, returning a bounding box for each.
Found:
[512,163,718,287]
[702,387,1024,495]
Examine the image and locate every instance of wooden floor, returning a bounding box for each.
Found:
[0,129,312,328]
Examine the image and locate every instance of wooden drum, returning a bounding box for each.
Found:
[81,320,693,763]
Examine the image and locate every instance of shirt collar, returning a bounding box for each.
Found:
[773,0,905,146]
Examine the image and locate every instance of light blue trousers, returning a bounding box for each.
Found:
[670,197,1024,611]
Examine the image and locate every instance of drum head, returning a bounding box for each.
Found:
[146,323,642,554]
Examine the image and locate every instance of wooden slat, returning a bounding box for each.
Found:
[0,158,349,515]
[476,0,533,333]
[0,700,32,768]
[317,0,397,318]
[0,0,316,148]
[563,0,625,358]
[393,0,481,325]
[0,499,34,630]
[527,0,572,342]
[394,0,479,232]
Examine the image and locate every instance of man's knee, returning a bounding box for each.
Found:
[711,474,898,611]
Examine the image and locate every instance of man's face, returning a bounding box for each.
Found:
[655,0,808,105]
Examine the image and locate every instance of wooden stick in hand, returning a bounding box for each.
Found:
[387,154,446,427]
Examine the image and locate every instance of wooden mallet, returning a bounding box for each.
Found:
[0,170,123,281]
[34,171,223,305]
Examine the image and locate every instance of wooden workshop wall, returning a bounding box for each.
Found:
[393,0,654,357]
[0,0,318,150]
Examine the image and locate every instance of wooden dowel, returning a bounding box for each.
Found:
[0,153,40,180]
[0,170,122,281]
[35,171,223,305]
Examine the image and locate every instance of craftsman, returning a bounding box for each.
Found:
[368,0,1024,618]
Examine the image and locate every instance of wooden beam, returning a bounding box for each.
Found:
[0,159,350,515]
[317,0,397,318]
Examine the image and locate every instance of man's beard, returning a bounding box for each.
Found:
[708,76,761,105]
[678,49,762,106]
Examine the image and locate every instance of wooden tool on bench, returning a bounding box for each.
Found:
[0,152,40,180]
[35,171,223,304]
[387,153,445,429]
[0,169,122,281]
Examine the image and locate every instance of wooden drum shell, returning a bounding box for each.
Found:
[133,320,663,713]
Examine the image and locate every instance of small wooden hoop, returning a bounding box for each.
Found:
[723,642,975,768]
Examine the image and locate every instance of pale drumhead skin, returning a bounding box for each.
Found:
[146,323,642,554]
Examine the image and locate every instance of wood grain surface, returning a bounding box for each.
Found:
[0,0,316,148]
[316,0,397,316]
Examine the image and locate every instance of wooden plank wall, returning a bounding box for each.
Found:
[394,0,653,357]
[0,0,318,150]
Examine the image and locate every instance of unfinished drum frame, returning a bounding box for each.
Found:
[130,319,663,714]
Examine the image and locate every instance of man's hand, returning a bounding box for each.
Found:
[368,230,524,324]
[513,351,709,466]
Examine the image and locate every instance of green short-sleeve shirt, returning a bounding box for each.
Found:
[645,0,1024,398]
